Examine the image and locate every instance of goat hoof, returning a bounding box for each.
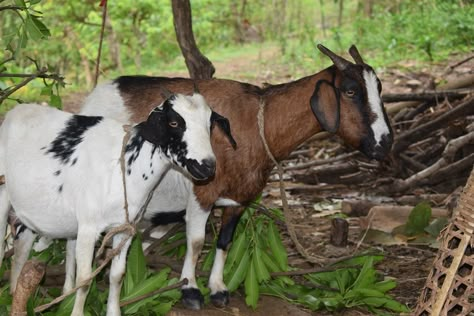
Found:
[210,290,230,307]
[181,288,204,310]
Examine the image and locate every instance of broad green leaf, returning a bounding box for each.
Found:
[25,15,44,41]
[14,0,26,8]
[50,94,62,108]
[244,259,259,309]
[55,292,75,315]
[425,217,449,237]
[267,221,288,270]
[151,301,174,315]
[201,246,216,272]
[253,247,270,282]
[30,0,43,5]
[30,15,51,38]
[224,231,247,274]
[405,202,432,236]
[127,234,147,285]
[373,279,397,293]
[120,268,170,302]
[350,257,377,290]
[40,85,52,96]
[226,251,250,292]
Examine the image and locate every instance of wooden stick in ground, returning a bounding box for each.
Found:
[10,260,46,316]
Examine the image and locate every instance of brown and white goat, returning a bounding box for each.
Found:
[80,45,393,309]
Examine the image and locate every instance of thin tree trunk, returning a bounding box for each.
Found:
[171,0,215,79]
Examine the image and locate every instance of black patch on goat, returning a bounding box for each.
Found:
[137,98,188,167]
[125,133,145,169]
[58,184,63,193]
[151,210,186,226]
[14,224,27,240]
[216,213,241,250]
[46,115,103,164]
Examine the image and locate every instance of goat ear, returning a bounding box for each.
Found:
[211,111,237,149]
[140,110,167,146]
[310,80,340,133]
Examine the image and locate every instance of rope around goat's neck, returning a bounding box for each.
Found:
[257,98,326,265]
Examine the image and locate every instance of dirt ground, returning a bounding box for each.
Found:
[59,48,473,315]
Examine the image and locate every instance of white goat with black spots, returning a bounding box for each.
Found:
[0,92,235,316]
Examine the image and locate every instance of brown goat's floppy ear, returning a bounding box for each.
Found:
[310,80,340,133]
[211,111,237,149]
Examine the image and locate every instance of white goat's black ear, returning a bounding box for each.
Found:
[211,111,237,149]
[310,80,340,133]
[140,111,167,146]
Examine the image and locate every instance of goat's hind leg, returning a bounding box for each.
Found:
[10,226,37,294]
[63,239,77,293]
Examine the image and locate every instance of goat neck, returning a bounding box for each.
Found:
[260,71,331,160]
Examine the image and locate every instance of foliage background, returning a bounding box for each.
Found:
[1,0,472,111]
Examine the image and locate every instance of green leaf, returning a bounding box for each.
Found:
[224,231,247,274]
[14,0,26,8]
[226,251,250,292]
[267,221,288,270]
[50,94,62,108]
[350,257,376,290]
[405,202,432,236]
[373,279,397,293]
[425,217,449,237]
[253,247,270,282]
[244,259,259,309]
[40,85,52,96]
[201,246,216,272]
[30,15,51,38]
[25,14,44,41]
[30,0,43,4]
[127,234,147,285]
[121,268,170,302]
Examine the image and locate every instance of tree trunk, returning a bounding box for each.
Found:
[171,0,215,79]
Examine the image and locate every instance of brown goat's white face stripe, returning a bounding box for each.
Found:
[363,70,390,146]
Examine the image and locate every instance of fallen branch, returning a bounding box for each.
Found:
[393,97,474,155]
[382,88,473,103]
[388,131,474,192]
[11,260,46,316]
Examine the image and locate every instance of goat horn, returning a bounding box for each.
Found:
[349,45,364,64]
[317,44,351,71]
[159,86,173,99]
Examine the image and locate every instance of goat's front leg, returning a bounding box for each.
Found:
[107,233,132,316]
[208,206,244,307]
[10,227,37,294]
[180,196,211,310]
[63,239,77,293]
[71,227,97,316]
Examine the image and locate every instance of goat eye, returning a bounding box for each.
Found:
[345,90,355,97]
[169,121,178,128]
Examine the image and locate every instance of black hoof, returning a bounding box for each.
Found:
[181,288,204,310]
[210,290,230,308]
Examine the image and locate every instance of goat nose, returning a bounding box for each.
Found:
[202,158,216,173]
[380,133,393,151]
